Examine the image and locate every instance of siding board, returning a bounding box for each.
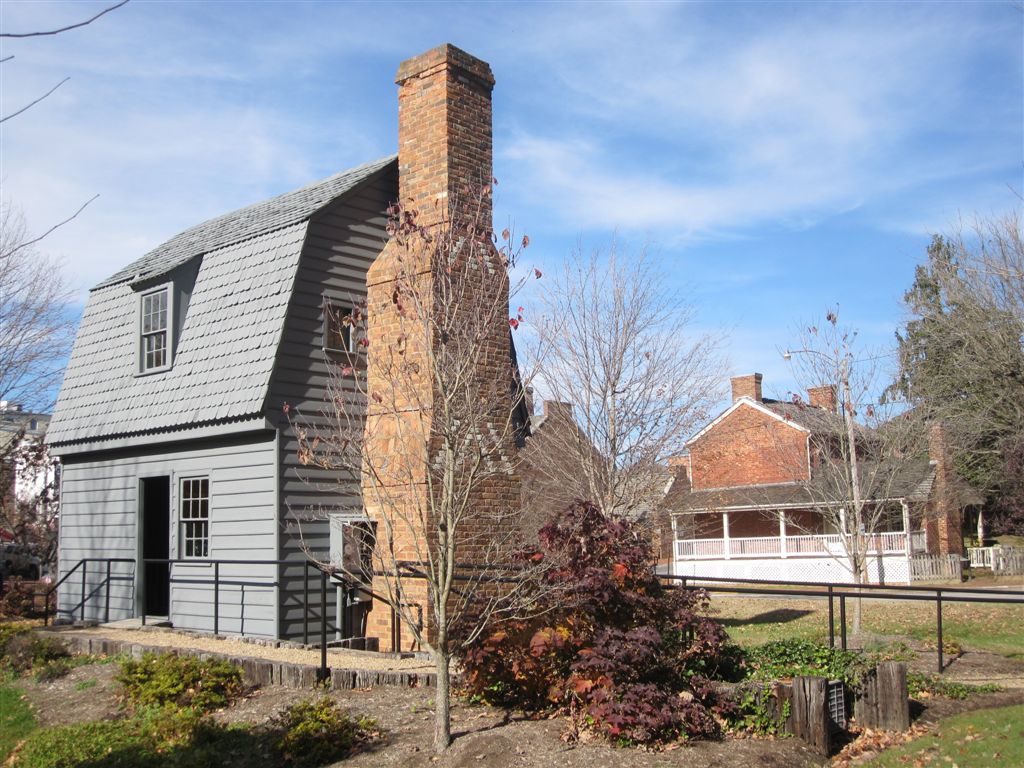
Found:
[57,434,279,637]
[268,166,395,639]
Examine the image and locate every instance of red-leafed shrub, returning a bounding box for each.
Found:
[458,500,740,745]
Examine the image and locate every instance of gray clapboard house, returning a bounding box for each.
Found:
[47,156,398,639]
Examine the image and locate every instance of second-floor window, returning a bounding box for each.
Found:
[323,298,354,353]
[140,287,170,372]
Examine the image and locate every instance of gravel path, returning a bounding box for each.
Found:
[57,626,437,674]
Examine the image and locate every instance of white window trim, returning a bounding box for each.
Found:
[178,475,210,561]
[137,283,174,375]
[322,296,356,354]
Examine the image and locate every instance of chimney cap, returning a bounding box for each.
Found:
[395,43,495,87]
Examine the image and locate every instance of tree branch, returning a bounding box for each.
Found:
[0,77,69,123]
[6,194,99,256]
[1,0,130,38]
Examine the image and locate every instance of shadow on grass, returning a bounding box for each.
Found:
[715,608,815,627]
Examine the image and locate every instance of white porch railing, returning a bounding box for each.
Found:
[675,532,923,561]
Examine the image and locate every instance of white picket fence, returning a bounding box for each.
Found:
[909,554,963,582]
[967,546,1024,576]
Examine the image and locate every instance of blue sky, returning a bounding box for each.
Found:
[2,0,1021,405]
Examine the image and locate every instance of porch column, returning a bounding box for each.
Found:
[722,512,731,560]
[901,501,912,559]
[779,512,787,558]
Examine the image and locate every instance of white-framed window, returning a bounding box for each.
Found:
[179,477,209,558]
[139,286,172,372]
[323,298,354,353]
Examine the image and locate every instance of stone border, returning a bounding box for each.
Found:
[56,633,436,690]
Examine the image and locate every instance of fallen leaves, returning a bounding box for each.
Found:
[831,724,931,767]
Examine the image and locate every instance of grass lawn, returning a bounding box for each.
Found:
[859,704,1024,767]
[0,675,37,761]
[711,595,1024,658]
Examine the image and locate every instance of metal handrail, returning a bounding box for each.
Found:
[664,573,1024,672]
[43,557,136,626]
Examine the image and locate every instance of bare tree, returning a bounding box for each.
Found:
[0,204,75,412]
[525,244,726,525]
[292,190,551,752]
[1,422,60,573]
[782,310,929,629]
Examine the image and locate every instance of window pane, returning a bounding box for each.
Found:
[141,289,169,371]
[324,300,352,351]
[180,477,210,559]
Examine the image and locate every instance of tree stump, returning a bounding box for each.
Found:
[791,676,831,755]
[855,661,910,731]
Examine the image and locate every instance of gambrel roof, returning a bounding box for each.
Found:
[48,156,397,449]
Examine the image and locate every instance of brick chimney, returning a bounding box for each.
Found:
[807,385,837,413]
[394,45,494,226]
[542,400,574,422]
[927,423,963,556]
[362,45,517,651]
[731,373,763,403]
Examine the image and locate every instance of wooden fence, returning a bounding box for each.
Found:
[909,554,962,582]
[966,546,1024,576]
[993,547,1024,576]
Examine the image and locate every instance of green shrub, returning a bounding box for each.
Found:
[729,681,790,735]
[274,697,379,767]
[116,652,243,712]
[12,718,156,768]
[744,638,866,685]
[907,672,1000,700]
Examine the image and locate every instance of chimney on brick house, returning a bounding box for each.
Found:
[667,454,690,483]
[731,373,763,403]
[807,385,837,413]
[542,400,573,422]
[927,423,963,556]
[362,45,517,651]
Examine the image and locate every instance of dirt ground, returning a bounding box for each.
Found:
[16,645,1024,768]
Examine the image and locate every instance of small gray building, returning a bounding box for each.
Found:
[48,157,397,639]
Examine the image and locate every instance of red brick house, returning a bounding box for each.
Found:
[661,373,979,584]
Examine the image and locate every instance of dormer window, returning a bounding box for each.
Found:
[139,286,173,373]
[323,298,354,353]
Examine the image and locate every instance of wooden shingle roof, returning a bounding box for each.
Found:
[48,157,396,448]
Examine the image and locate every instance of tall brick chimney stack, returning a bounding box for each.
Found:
[927,423,963,556]
[807,385,837,413]
[362,45,517,651]
[395,44,494,227]
[731,373,763,403]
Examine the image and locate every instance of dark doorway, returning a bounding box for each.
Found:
[140,476,170,617]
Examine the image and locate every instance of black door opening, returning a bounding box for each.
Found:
[140,476,170,617]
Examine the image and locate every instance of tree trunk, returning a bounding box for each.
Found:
[434,648,451,753]
[852,558,863,635]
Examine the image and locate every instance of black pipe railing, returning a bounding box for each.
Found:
[663,573,1024,672]
[46,556,376,685]
[43,557,136,626]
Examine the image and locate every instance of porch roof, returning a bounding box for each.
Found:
[669,458,959,514]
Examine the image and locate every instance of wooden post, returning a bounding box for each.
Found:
[855,662,910,731]
[723,512,731,559]
[791,676,831,755]
[779,513,788,559]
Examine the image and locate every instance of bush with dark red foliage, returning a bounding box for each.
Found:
[458,500,739,745]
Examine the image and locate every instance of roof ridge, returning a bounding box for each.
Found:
[93,155,397,291]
